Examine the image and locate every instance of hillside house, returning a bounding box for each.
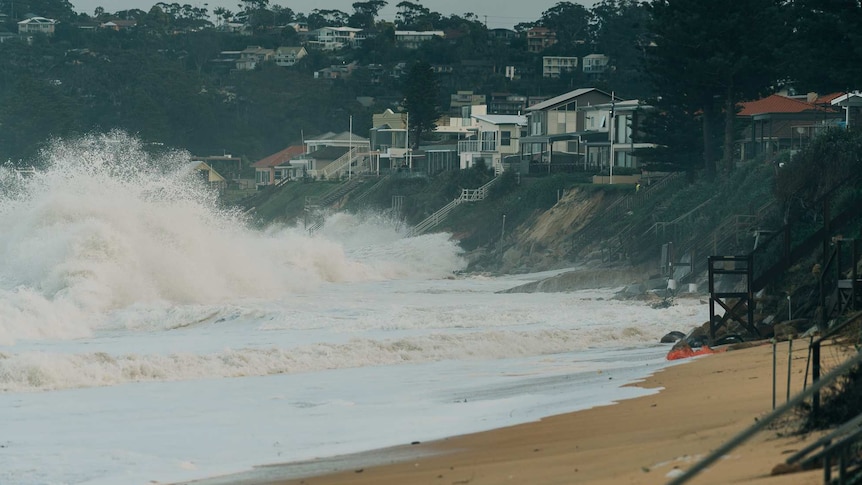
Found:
[543,56,578,78]
[237,46,275,70]
[274,46,307,67]
[18,17,56,35]
[307,26,364,50]
[736,93,843,160]
[580,99,655,172]
[458,114,527,172]
[521,88,618,172]
[526,27,556,53]
[830,91,862,130]
[394,30,444,49]
[582,54,610,76]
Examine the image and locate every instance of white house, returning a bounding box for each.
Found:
[542,56,578,78]
[458,114,527,172]
[18,17,57,35]
[307,26,364,50]
[394,30,444,49]
[582,54,610,75]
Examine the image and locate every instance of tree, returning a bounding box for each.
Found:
[646,0,788,179]
[349,0,387,29]
[784,0,862,93]
[307,9,349,28]
[589,0,652,98]
[538,2,591,48]
[402,61,440,149]
[395,1,440,30]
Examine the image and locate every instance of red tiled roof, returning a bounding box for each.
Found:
[813,92,844,105]
[252,145,305,168]
[737,94,828,116]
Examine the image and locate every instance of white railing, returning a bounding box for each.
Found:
[408,176,500,236]
[321,145,369,180]
[457,139,497,153]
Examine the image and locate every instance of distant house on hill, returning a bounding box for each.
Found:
[100,19,137,30]
[307,26,364,50]
[253,145,306,187]
[18,17,57,35]
[526,27,556,53]
[237,45,275,70]
[394,30,444,49]
[736,93,843,160]
[274,46,307,66]
[582,54,609,76]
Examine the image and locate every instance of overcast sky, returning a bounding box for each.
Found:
[69,1,597,29]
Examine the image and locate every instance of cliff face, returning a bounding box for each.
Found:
[480,187,625,275]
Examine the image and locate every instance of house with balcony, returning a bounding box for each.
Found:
[582,54,609,76]
[395,30,444,49]
[18,17,56,35]
[542,56,578,78]
[736,93,843,161]
[274,46,307,67]
[236,46,275,70]
[299,131,370,179]
[307,26,364,50]
[520,88,618,173]
[579,99,656,174]
[489,93,528,115]
[526,27,556,53]
[457,114,527,172]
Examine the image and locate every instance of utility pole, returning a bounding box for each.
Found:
[609,91,615,185]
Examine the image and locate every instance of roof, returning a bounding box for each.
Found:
[526,88,614,112]
[298,146,350,160]
[252,145,305,168]
[737,94,830,116]
[831,91,862,107]
[472,114,527,126]
[18,16,56,25]
[306,131,369,144]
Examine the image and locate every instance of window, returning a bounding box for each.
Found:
[501,131,511,146]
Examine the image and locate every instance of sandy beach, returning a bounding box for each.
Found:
[258,340,845,485]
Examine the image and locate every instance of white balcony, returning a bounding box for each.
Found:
[458,139,498,153]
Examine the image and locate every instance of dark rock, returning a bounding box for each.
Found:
[660,331,686,343]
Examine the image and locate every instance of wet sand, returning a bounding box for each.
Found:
[268,340,837,485]
[191,339,843,485]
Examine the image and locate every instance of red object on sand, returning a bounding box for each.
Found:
[666,345,717,361]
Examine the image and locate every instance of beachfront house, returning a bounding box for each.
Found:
[520,88,617,173]
[253,145,306,187]
[735,93,844,161]
[457,113,527,173]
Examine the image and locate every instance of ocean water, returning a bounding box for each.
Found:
[0,134,709,485]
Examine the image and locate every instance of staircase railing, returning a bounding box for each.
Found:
[351,173,391,204]
[320,146,369,180]
[408,176,499,237]
[667,348,862,485]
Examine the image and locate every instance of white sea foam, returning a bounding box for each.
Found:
[0,133,465,344]
[0,133,711,485]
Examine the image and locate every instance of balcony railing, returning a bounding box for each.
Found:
[458,139,497,153]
